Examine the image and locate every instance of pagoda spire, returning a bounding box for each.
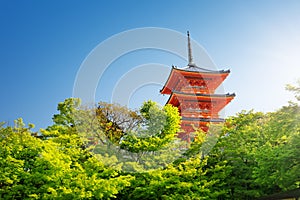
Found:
[187,31,194,66]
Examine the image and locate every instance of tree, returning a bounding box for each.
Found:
[96,102,142,144]
[48,98,183,172]
[286,78,300,101]
[117,101,182,171]
[120,101,181,153]
[0,105,133,199]
[1,82,299,199]
[252,81,300,195]
[253,104,300,194]
[202,79,300,199]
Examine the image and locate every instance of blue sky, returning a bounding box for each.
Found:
[1,0,300,130]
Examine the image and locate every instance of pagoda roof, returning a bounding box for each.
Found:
[160,66,230,94]
[167,90,236,101]
[166,91,235,112]
[176,64,230,74]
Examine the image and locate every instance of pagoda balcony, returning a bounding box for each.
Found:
[180,112,219,119]
[180,86,213,94]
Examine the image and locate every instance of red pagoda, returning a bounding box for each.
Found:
[160,32,235,141]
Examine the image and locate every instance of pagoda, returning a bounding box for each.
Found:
[160,32,235,141]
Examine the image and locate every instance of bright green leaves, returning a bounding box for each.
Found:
[162,103,181,136]
[286,78,300,101]
[52,98,81,127]
[120,157,221,200]
[121,101,181,153]
[0,120,46,199]
[1,86,300,200]
[115,101,182,171]
[0,117,132,199]
[252,104,300,194]
[206,106,300,199]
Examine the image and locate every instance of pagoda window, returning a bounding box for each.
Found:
[205,104,211,110]
[185,76,212,81]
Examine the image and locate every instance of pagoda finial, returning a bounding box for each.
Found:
[187,31,194,66]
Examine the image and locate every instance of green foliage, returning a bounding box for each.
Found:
[113,101,182,171]
[1,81,300,200]
[205,106,300,199]
[0,106,132,199]
[286,78,300,101]
[121,101,181,153]
[96,102,142,144]
[252,104,300,193]
[208,111,266,199]
[119,158,218,200]
[52,98,81,127]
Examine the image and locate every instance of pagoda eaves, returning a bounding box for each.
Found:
[160,66,230,95]
[166,91,235,119]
